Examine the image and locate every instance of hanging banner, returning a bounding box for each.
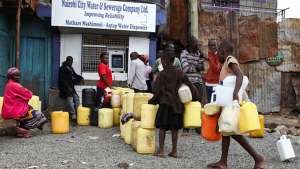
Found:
[51,0,156,32]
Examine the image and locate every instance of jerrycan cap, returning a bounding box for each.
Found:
[280,135,288,140]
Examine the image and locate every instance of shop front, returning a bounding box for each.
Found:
[51,0,156,83]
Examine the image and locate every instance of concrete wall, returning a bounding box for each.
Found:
[60,34,82,74]
[128,36,150,75]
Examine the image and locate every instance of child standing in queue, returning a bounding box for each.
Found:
[207,40,265,169]
[149,44,199,158]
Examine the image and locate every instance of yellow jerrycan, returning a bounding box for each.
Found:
[183,102,202,128]
[77,106,90,126]
[111,89,121,108]
[124,119,134,144]
[120,117,125,139]
[249,115,265,138]
[133,93,151,120]
[29,95,41,111]
[51,111,69,134]
[98,108,113,128]
[136,128,155,154]
[121,94,127,115]
[113,108,121,126]
[131,120,141,150]
[141,104,158,129]
[239,102,260,133]
[126,93,135,113]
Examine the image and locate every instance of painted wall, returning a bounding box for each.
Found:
[128,36,150,74]
[60,34,82,74]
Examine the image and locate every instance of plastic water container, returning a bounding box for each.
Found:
[131,120,141,150]
[277,135,296,161]
[77,106,90,126]
[111,94,121,108]
[51,111,69,134]
[222,76,249,89]
[98,108,113,128]
[183,102,202,128]
[141,104,158,129]
[250,115,265,138]
[239,102,260,133]
[133,93,151,120]
[211,76,249,106]
[124,119,134,144]
[201,112,221,141]
[204,103,220,116]
[136,128,155,154]
[218,101,240,134]
[29,95,41,111]
[113,108,121,126]
[126,93,135,114]
[178,84,192,103]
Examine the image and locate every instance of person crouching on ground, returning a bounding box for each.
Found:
[149,44,199,158]
[1,67,47,138]
[207,40,265,169]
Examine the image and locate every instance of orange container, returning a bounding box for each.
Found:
[201,112,221,141]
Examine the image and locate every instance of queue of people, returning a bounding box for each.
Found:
[0,38,265,169]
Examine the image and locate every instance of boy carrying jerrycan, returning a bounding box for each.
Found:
[207,40,265,169]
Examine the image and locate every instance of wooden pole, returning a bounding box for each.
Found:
[189,0,198,39]
[16,0,21,69]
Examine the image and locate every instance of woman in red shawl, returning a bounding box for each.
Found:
[1,67,47,138]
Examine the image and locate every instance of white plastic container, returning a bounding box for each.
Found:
[218,101,240,135]
[211,76,249,106]
[211,85,235,106]
[178,84,192,103]
[222,76,249,89]
[111,94,121,108]
[276,135,296,161]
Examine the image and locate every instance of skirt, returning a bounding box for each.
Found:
[155,104,183,130]
[19,109,47,130]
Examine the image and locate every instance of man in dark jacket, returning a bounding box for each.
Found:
[58,56,83,120]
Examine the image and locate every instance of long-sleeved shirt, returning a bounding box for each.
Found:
[1,79,33,120]
[180,50,204,84]
[128,58,147,91]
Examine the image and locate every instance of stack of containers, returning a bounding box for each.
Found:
[132,103,158,154]
[111,89,122,126]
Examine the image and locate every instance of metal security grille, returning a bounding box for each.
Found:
[82,35,128,72]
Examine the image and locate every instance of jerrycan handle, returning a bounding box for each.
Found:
[280,135,287,140]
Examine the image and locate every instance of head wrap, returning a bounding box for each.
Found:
[7,67,20,79]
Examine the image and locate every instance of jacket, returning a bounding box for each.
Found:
[149,65,200,114]
[1,80,32,119]
[58,62,83,98]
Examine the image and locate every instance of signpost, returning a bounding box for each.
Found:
[51,0,156,32]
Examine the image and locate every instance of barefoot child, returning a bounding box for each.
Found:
[149,44,199,158]
[207,40,265,169]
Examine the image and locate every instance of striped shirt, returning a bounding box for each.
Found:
[180,50,205,84]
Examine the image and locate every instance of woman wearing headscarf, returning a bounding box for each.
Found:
[1,67,47,138]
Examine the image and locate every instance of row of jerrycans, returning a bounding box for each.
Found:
[51,106,121,134]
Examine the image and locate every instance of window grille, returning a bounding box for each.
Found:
[81,35,128,73]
